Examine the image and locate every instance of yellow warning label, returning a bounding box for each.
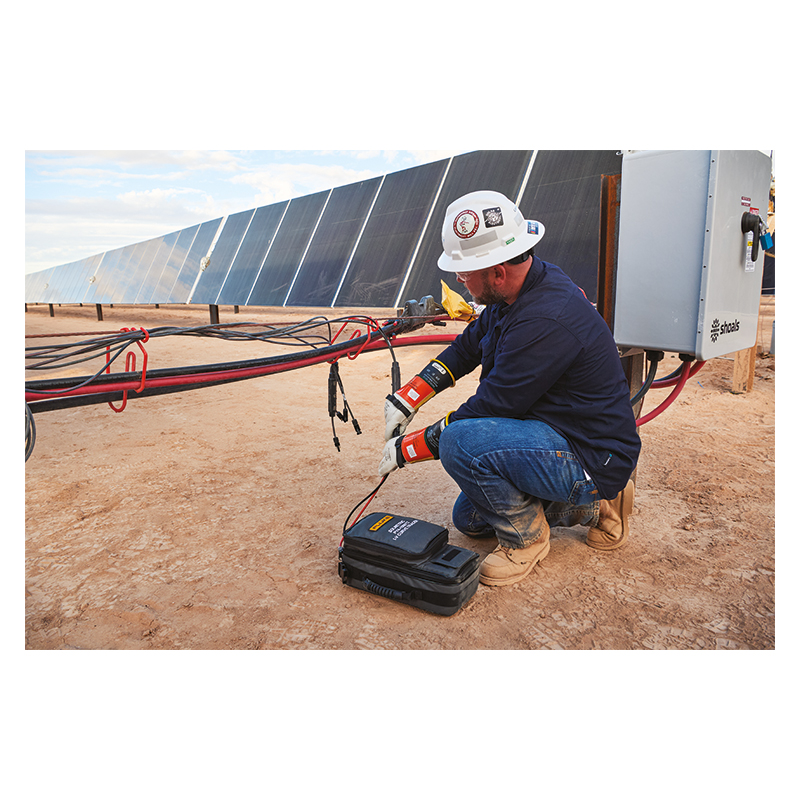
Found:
[369,515,393,531]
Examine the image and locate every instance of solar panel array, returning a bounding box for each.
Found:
[25,150,622,308]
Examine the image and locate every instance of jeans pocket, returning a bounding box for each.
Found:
[568,478,599,506]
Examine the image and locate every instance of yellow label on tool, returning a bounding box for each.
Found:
[369,515,393,531]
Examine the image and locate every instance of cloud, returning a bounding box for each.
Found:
[405,150,467,165]
[28,150,245,172]
[229,161,384,205]
[116,187,205,208]
[24,150,472,273]
[25,188,234,273]
[25,151,247,194]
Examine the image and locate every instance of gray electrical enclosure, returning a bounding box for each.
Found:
[613,150,772,360]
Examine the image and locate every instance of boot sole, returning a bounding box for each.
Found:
[479,542,550,586]
[587,481,635,551]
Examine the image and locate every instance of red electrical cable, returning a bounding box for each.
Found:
[24,332,461,403]
[339,475,390,547]
[651,360,706,388]
[636,360,693,427]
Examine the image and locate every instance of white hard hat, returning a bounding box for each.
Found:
[437,190,545,273]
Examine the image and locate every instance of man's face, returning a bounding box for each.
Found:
[457,267,505,305]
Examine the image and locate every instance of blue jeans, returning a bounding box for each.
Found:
[438,418,601,549]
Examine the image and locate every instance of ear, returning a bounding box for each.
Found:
[489,263,508,285]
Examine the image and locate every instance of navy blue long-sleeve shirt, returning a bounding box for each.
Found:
[435,256,640,499]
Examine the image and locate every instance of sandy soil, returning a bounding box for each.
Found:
[24,298,775,649]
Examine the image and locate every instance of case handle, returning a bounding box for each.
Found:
[363,577,418,603]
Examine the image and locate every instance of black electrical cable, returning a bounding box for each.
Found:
[652,364,684,385]
[24,310,434,462]
[25,403,36,461]
[25,315,420,417]
[25,341,136,395]
[25,330,145,371]
[27,317,409,397]
[24,316,365,373]
[630,351,664,407]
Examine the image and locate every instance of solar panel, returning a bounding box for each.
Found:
[397,150,534,306]
[216,202,289,305]
[26,151,623,310]
[285,177,383,307]
[190,209,256,304]
[25,268,54,302]
[117,237,163,303]
[47,258,82,304]
[333,159,450,308]
[74,254,103,303]
[166,217,223,303]
[519,150,622,302]
[143,224,198,305]
[245,191,330,307]
[133,230,180,305]
[91,245,132,304]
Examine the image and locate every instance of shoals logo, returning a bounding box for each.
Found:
[710,318,740,343]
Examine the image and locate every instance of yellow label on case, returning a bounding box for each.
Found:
[369,515,393,531]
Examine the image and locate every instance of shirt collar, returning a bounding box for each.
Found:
[497,255,545,317]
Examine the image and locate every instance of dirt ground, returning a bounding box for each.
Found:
[23,297,776,650]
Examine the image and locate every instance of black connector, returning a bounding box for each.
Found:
[328,363,339,419]
[329,359,361,446]
[391,360,401,394]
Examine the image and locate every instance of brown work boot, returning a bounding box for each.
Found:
[479,525,551,586]
[587,480,635,550]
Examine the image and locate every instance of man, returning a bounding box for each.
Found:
[379,190,641,587]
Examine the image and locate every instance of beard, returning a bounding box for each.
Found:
[468,272,506,306]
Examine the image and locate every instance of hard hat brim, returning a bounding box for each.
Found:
[437,220,545,273]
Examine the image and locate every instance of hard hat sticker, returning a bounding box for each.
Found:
[454,209,479,239]
[528,221,539,234]
[482,207,503,228]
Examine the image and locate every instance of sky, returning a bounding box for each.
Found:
[24,149,470,275]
